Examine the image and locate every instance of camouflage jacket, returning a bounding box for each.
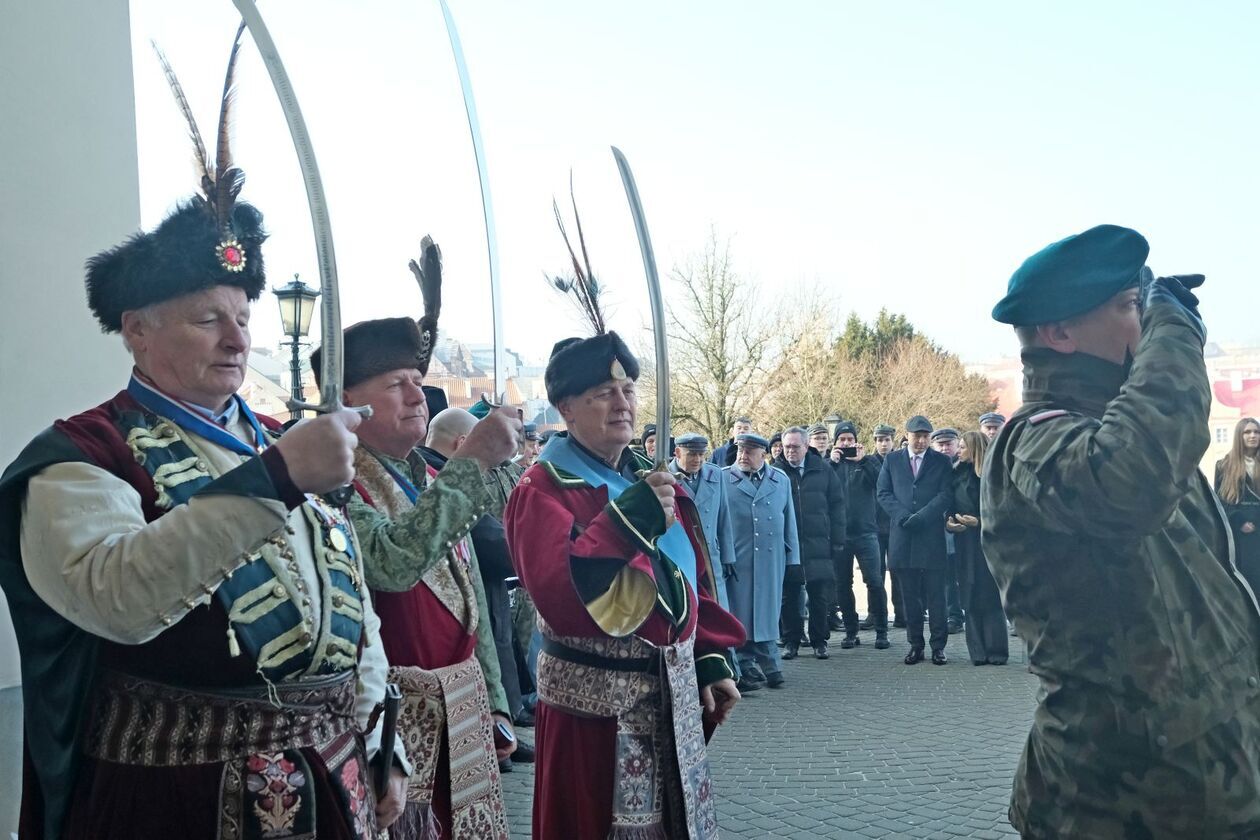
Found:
[482,460,524,518]
[982,300,1260,837]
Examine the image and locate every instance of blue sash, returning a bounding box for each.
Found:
[379,457,422,503]
[127,374,267,455]
[539,435,697,587]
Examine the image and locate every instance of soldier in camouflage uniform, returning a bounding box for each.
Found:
[982,224,1260,838]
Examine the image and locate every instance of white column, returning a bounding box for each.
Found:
[0,0,139,828]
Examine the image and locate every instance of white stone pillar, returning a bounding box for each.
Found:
[0,0,140,829]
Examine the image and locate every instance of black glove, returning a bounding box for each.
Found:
[1140,268,1206,344]
[722,563,738,582]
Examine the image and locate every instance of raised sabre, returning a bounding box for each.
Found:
[230,0,367,420]
[439,0,506,400]
[610,147,669,469]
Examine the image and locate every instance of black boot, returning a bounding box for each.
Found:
[782,643,799,660]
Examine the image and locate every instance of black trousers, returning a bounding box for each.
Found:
[782,578,836,648]
[945,550,965,625]
[964,604,1010,664]
[837,535,888,634]
[898,568,947,653]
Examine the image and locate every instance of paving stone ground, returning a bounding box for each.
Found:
[501,628,1037,838]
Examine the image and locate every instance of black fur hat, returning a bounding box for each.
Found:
[312,317,428,390]
[544,331,640,406]
[86,198,267,332]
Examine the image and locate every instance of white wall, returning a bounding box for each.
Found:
[0,0,139,826]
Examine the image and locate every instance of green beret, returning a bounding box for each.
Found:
[993,224,1149,326]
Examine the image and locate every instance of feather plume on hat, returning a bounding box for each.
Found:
[408,235,442,376]
[547,174,608,336]
[541,174,639,405]
[85,24,267,332]
[152,22,249,266]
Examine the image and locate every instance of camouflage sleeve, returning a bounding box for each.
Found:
[348,458,492,592]
[466,540,510,715]
[1006,301,1210,539]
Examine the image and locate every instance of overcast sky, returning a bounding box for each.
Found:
[130,0,1259,367]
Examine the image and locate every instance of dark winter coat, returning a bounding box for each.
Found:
[873,453,891,537]
[832,455,882,538]
[951,461,1001,613]
[1214,461,1260,595]
[772,450,847,583]
[876,447,953,571]
[710,439,737,467]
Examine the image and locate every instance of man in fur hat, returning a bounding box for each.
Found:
[504,326,746,839]
[312,239,523,839]
[0,53,409,837]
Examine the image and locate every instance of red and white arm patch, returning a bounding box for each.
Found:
[1028,409,1070,425]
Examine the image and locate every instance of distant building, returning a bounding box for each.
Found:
[249,335,565,432]
[1204,342,1260,474]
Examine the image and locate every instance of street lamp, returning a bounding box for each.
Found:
[824,413,843,439]
[273,273,320,409]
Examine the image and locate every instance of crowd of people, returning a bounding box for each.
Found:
[8,36,1260,840]
[615,411,1016,693]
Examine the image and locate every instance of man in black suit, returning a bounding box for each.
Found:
[876,415,955,664]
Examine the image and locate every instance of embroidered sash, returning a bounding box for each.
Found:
[388,657,509,840]
[536,619,718,840]
[86,670,378,840]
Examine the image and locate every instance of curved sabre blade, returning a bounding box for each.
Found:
[611,147,669,469]
[439,0,505,400]
[231,0,365,417]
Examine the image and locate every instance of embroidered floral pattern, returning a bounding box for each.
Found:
[246,753,306,836]
[339,756,373,838]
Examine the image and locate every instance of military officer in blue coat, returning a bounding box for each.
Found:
[724,433,800,689]
[670,433,736,608]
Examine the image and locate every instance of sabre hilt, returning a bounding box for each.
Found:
[283,398,371,509]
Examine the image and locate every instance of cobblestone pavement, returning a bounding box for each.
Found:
[501,628,1036,838]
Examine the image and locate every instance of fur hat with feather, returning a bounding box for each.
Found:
[86,23,267,332]
[544,179,640,405]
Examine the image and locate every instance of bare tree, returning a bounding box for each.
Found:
[636,245,993,449]
[639,233,784,442]
[759,307,854,431]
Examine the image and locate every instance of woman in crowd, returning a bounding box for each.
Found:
[1215,417,1260,593]
[947,430,1008,665]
